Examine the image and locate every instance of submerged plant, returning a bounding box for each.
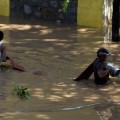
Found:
[12,85,31,100]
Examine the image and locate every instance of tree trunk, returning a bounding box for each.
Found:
[112,0,120,42]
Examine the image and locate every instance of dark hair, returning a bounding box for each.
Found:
[97,47,111,57]
[0,30,4,41]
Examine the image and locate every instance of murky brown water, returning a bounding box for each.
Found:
[0,16,120,120]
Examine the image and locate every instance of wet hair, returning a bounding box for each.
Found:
[0,30,4,41]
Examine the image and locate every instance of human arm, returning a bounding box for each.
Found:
[98,67,112,78]
[96,63,112,78]
[1,43,7,62]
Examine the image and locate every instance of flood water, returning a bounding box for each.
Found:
[0,16,120,120]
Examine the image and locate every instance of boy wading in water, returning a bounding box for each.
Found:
[74,48,120,85]
[0,30,7,70]
[94,48,120,85]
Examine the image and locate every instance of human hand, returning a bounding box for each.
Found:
[107,66,113,72]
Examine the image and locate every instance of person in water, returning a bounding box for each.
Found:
[93,47,120,85]
[74,47,120,85]
[0,30,7,67]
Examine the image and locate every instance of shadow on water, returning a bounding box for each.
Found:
[0,16,120,120]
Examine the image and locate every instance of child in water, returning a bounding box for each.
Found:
[74,47,120,85]
[0,30,7,69]
[93,48,120,85]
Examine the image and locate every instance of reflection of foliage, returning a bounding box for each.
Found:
[62,0,70,13]
[12,85,31,100]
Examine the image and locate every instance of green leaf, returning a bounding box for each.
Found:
[12,85,31,100]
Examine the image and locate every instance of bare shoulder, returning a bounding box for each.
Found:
[94,59,104,70]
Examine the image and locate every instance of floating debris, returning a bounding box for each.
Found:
[12,85,31,100]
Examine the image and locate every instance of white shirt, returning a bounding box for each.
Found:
[0,41,3,47]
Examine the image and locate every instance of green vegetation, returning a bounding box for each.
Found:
[62,0,70,13]
[12,85,31,100]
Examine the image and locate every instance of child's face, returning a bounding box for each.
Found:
[101,54,108,61]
